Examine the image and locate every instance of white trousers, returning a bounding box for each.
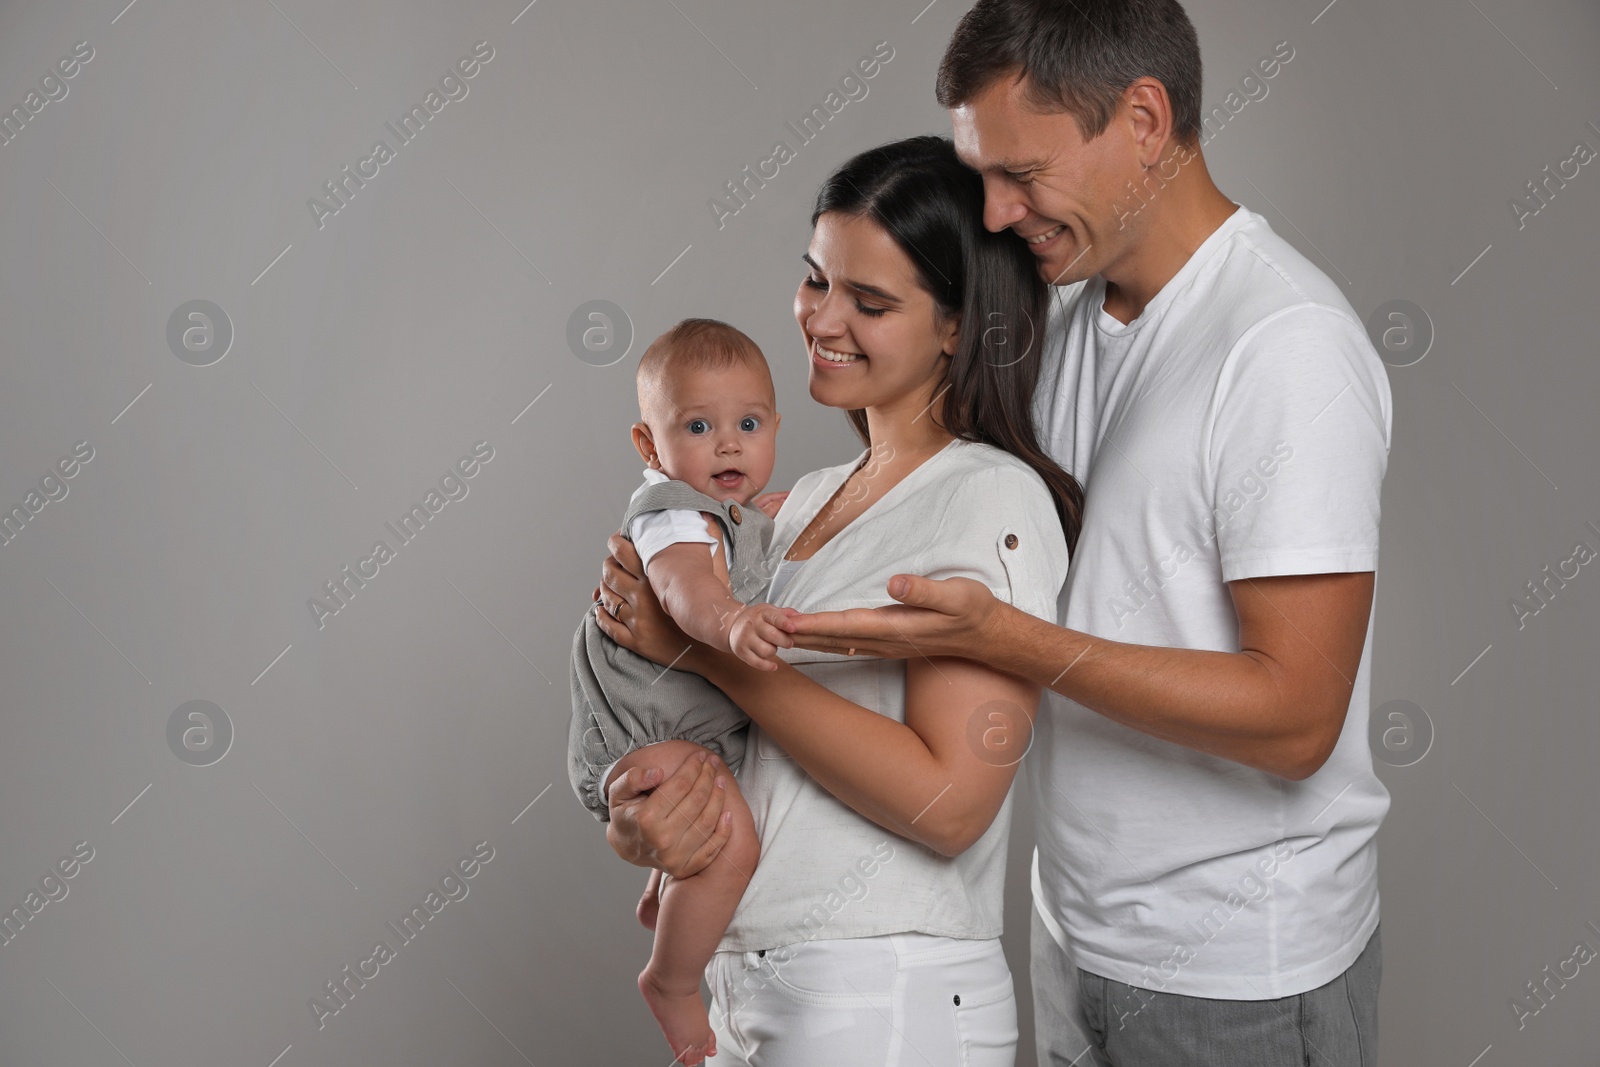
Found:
[705,931,1018,1066]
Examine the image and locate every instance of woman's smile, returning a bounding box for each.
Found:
[810,336,867,368]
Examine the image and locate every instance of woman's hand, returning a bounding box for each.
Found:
[781,573,1003,661]
[605,751,733,878]
[594,531,708,672]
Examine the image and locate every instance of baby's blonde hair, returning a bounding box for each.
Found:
[636,318,773,426]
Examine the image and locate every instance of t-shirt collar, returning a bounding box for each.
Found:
[1092,203,1251,336]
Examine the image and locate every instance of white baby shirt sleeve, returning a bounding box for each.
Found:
[626,470,719,573]
[1207,304,1392,583]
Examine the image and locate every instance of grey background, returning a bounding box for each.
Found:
[0,0,1595,1064]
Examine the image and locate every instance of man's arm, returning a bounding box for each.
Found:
[782,569,1374,781]
[991,571,1372,779]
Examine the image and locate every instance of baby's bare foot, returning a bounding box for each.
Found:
[639,969,716,1065]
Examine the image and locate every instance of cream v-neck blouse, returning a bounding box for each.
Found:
[719,436,1071,952]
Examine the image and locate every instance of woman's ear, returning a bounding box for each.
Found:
[630,422,659,468]
[940,312,962,357]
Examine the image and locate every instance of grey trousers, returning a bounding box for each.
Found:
[1031,906,1380,1067]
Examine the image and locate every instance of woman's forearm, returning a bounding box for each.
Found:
[696,651,977,856]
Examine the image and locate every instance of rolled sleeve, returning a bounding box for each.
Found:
[925,464,1071,624]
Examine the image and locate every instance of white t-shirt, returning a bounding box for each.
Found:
[1029,204,1393,999]
[627,468,719,572]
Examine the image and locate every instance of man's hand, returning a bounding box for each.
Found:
[728,602,795,671]
[604,750,733,878]
[594,531,707,671]
[782,573,1003,661]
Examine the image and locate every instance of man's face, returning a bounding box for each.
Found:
[951,74,1144,287]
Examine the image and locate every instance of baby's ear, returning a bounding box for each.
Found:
[630,422,656,465]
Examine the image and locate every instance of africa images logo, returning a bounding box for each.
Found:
[306,41,495,232]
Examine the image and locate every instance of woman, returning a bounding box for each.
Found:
[595,134,1084,1066]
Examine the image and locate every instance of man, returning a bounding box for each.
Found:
[598,0,1391,1063]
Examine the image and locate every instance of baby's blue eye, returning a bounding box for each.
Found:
[687,419,709,434]
[740,416,760,432]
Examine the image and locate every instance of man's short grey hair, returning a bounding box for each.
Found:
[936,0,1204,148]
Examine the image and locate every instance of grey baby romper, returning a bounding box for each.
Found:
[567,478,776,822]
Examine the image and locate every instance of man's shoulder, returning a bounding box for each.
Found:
[1045,210,1360,343]
[1208,210,1362,337]
[1213,217,1387,379]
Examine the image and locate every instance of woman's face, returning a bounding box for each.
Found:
[794,212,959,419]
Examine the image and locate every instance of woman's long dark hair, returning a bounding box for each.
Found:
[811,134,1085,553]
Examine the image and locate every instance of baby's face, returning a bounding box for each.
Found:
[646,361,779,504]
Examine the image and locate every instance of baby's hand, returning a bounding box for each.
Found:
[728,602,794,671]
[753,491,789,520]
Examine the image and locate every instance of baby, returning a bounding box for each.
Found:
[568,317,794,1065]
